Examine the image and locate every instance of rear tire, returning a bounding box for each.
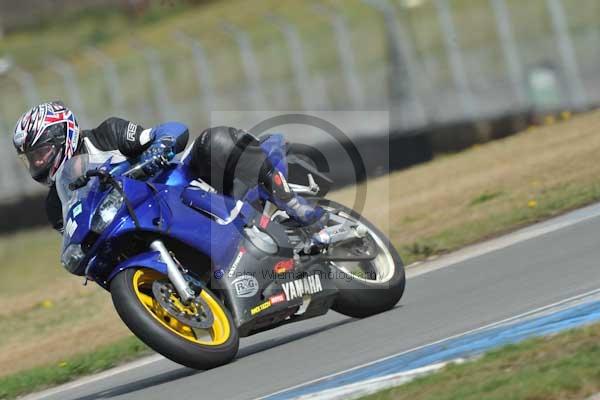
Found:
[314,199,406,318]
[111,268,239,370]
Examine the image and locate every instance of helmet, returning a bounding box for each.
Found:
[13,102,80,185]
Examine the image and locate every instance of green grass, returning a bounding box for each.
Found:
[360,322,600,400]
[0,336,150,400]
[469,190,504,206]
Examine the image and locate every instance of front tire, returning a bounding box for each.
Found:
[111,268,239,370]
[314,199,406,318]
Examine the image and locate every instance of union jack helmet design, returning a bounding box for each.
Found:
[13,101,80,185]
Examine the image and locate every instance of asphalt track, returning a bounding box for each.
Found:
[26,203,600,400]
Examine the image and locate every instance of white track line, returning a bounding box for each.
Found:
[292,288,600,400]
[257,286,600,400]
[295,359,468,400]
[407,201,600,278]
[20,355,164,400]
[23,202,600,400]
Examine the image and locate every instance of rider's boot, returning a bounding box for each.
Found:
[260,167,327,228]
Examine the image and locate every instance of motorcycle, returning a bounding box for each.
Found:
[56,134,405,369]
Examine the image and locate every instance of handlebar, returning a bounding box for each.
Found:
[68,153,171,192]
[121,157,159,179]
[68,169,111,191]
[122,150,175,179]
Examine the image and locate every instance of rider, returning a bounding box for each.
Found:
[12,101,324,233]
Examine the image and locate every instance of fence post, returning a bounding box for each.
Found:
[173,31,216,114]
[490,0,527,108]
[222,22,268,110]
[362,0,427,127]
[48,58,88,124]
[266,15,315,111]
[546,0,587,109]
[87,47,125,114]
[434,0,477,118]
[11,66,39,106]
[142,47,175,121]
[314,5,365,110]
[0,127,13,198]
[313,74,332,110]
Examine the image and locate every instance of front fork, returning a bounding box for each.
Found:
[150,240,196,304]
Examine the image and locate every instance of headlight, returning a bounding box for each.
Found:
[91,189,124,233]
[61,244,85,275]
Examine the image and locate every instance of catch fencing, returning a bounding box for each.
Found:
[0,0,598,203]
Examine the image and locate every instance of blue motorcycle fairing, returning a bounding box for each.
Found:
[153,162,195,187]
[150,186,246,268]
[57,142,342,336]
[65,181,160,281]
[106,251,168,282]
[62,148,268,284]
[181,187,256,224]
[84,181,247,285]
[63,172,112,246]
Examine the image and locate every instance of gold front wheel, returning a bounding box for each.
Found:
[132,269,231,346]
[111,268,239,370]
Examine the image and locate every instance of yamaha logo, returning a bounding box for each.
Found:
[282,274,323,301]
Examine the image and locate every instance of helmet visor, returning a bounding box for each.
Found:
[18,143,60,182]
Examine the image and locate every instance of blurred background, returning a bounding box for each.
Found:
[1,1,600,388]
[0,0,598,227]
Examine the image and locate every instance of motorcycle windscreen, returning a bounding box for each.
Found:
[55,154,106,252]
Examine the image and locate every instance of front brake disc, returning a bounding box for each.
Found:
[152,280,214,329]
